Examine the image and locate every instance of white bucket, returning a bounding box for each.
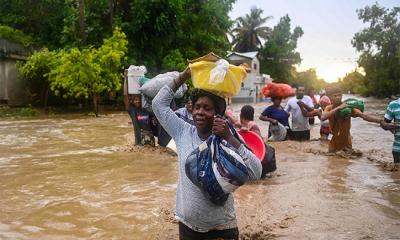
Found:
[127,65,147,94]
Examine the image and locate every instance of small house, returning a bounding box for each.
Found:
[226,51,269,103]
[0,38,28,105]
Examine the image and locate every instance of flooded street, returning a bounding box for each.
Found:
[1,96,399,239]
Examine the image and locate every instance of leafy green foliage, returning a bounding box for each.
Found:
[162,49,186,72]
[0,25,34,47]
[123,0,235,72]
[260,15,303,84]
[175,0,235,60]
[231,7,272,52]
[293,69,326,92]
[0,106,39,118]
[352,4,400,96]
[0,0,67,48]
[17,49,59,106]
[48,28,127,116]
[339,71,368,95]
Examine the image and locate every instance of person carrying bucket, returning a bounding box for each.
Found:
[152,57,261,240]
[124,69,158,146]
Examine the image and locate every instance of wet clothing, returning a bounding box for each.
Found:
[290,130,310,141]
[384,98,400,154]
[309,95,318,124]
[179,222,239,240]
[393,151,400,163]
[175,107,194,125]
[133,108,155,132]
[320,110,330,138]
[128,106,142,145]
[157,126,172,147]
[285,96,314,132]
[262,105,290,138]
[261,105,290,127]
[326,105,359,152]
[128,105,158,146]
[152,85,261,233]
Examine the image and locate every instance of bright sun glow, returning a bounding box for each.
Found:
[298,61,358,83]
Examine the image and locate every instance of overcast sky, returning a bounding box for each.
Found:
[229,0,399,82]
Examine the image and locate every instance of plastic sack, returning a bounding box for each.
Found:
[345,98,364,112]
[139,71,187,98]
[268,122,287,141]
[185,135,250,206]
[262,83,294,98]
[189,60,247,97]
[139,76,151,86]
[337,98,364,118]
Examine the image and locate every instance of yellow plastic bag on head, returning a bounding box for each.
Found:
[189,60,247,97]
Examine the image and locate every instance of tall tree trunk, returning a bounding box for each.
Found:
[93,93,98,117]
[78,0,87,45]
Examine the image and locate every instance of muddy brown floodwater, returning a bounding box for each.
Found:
[0,95,399,240]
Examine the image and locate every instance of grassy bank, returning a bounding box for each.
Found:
[0,105,126,118]
[0,106,40,117]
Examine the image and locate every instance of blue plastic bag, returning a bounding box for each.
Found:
[185,133,250,206]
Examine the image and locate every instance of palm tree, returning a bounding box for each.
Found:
[231,7,272,52]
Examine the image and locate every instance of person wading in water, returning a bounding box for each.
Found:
[152,66,262,240]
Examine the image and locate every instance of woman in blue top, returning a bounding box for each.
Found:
[259,96,290,139]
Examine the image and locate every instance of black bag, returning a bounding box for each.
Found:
[261,144,276,178]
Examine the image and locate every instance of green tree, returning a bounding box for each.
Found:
[352,4,400,96]
[49,28,127,116]
[231,7,272,52]
[17,49,59,107]
[122,0,235,74]
[176,0,235,60]
[0,0,67,48]
[293,68,327,92]
[122,0,184,72]
[162,49,186,72]
[260,15,303,84]
[339,70,367,95]
[0,25,34,47]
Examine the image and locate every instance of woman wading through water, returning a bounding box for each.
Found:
[152,66,262,240]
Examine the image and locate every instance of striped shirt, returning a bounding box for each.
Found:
[384,98,400,153]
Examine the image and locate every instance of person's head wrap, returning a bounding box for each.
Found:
[326,86,342,96]
[319,95,331,106]
[190,89,227,116]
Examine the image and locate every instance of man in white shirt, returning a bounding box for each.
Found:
[284,86,314,141]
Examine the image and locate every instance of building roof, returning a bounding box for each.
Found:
[227,51,259,60]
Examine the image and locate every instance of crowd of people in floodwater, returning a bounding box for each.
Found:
[125,80,400,166]
[124,67,399,240]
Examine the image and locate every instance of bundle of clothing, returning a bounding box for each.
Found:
[185,123,250,206]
